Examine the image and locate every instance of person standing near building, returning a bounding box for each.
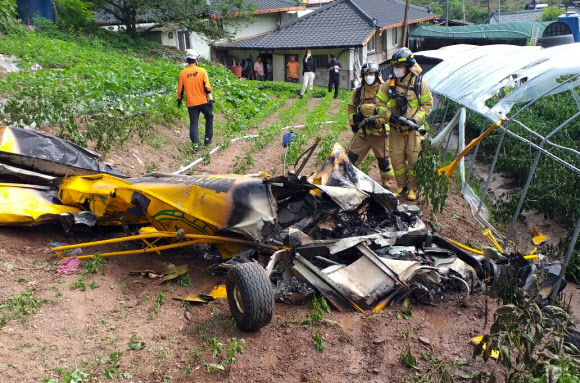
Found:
[300,49,315,99]
[376,48,433,201]
[266,57,273,81]
[254,56,265,81]
[347,61,393,187]
[286,55,299,83]
[326,53,342,99]
[177,49,213,153]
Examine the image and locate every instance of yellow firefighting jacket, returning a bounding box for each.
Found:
[347,81,385,128]
[375,63,433,130]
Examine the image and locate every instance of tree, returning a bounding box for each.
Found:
[93,0,149,38]
[535,6,565,21]
[94,0,256,40]
[562,0,574,10]
[54,0,96,28]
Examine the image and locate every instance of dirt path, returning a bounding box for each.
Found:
[0,222,515,382]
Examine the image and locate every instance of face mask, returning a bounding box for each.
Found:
[394,68,406,78]
[364,75,375,85]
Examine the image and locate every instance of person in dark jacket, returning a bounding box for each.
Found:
[300,49,315,99]
[326,53,342,99]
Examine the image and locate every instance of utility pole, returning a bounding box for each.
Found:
[402,0,411,47]
[488,0,491,23]
[445,0,449,26]
[498,0,501,22]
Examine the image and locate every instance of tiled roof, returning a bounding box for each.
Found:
[217,0,434,50]
[248,0,305,11]
[217,0,375,49]
[489,9,544,24]
[353,0,436,29]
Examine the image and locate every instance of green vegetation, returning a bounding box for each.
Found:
[416,140,450,215]
[474,300,579,383]
[127,334,146,351]
[0,290,44,328]
[152,293,165,315]
[461,85,580,281]
[0,0,19,33]
[82,254,107,275]
[301,296,331,353]
[535,6,565,21]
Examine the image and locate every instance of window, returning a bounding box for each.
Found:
[392,27,398,46]
[313,55,327,69]
[177,31,190,50]
[368,34,376,52]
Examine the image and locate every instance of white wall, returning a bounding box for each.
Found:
[225,14,278,39]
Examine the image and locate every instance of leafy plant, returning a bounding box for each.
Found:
[474,300,579,382]
[416,140,449,215]
[127,334,145,351]
[313,330,324,353]
[0,290,44,328]
[0,0,20,33]
[177,273,191,287]
[400,344,419,370]
[302,295,331,327]
[82,253,106,275]
[152,293,165,315]
[397,297,413,320]
[224,338,245,365]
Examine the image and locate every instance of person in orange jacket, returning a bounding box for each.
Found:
[177,49,213,152]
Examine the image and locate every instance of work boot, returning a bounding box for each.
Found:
[407,189,417,201]
[394,186,408,198]
[204,137,212,146]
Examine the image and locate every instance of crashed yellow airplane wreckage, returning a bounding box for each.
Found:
[0,126,566,331]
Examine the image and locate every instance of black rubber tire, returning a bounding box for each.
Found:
[226,262,274,332]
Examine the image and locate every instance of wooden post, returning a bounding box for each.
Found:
[402,0,411,47]
[445,0,449,26]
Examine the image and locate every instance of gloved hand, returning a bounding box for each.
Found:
[208,99,214,109]
[177,99,182,108]
[351,125,359,133]
[352,112,365,125]
[389,113,400,124]
[360,104,376,117]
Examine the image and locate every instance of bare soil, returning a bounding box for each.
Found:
[1,96,579,383]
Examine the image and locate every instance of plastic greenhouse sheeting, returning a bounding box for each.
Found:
[423,43,580,120]
[409,22,551,40]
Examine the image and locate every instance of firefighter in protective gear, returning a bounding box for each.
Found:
[347,61,394,187]
[376,48,433,201]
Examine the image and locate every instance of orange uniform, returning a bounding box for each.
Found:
[286,61,300,79]
[177,64,212,107]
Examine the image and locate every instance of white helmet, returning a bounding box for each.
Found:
[185,49,199,61]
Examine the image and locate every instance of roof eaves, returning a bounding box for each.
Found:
[252,6,307,15]
[379,14,438,32]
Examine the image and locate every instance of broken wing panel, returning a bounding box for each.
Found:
[0,183,81,225]
[0,126,125,177]
[310,143,398,211]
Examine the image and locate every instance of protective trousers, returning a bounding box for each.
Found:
[347,131,393,187]
[389,128,423,190]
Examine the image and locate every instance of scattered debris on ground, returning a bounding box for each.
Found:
[0,127,571,338]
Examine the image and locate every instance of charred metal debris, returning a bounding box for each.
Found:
[0,128,566,330]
